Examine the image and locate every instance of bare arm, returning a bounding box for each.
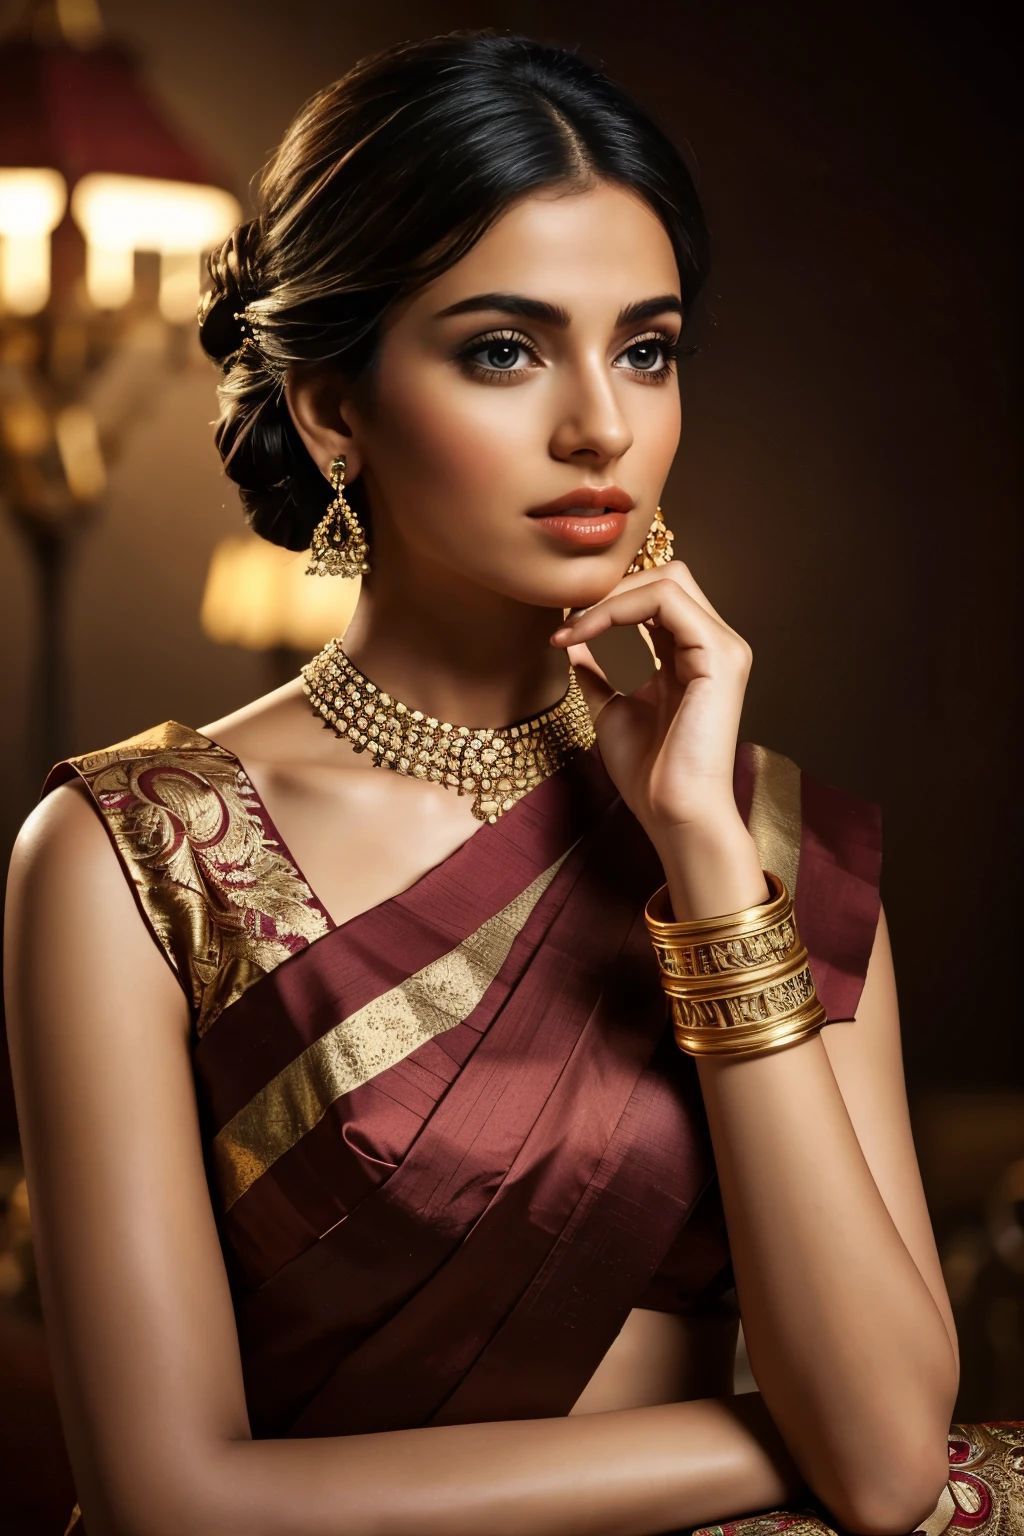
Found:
[665,822,957,1536]
[558,564,958,1536]
[5,784,799,1536]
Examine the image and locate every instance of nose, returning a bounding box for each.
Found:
[548,356,634,467]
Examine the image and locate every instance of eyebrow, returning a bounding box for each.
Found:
[434,292,683,328]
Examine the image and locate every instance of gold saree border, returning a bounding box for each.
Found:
[71,719,217,769]
[746,743,802,898]
[212,846,575,1211]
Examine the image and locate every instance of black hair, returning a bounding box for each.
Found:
[198,30,708,550]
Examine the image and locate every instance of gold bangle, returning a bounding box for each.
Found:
[645,871,793,976]
[645,872,827,1058]
[669,987,826,1056]
[645,870,791,935]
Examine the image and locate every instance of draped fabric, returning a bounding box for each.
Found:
[44,728,882,1441]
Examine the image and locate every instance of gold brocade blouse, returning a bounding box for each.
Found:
[52,721,332,1036]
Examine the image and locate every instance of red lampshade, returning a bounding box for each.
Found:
[0,36,225,189]
[0,13,239,317]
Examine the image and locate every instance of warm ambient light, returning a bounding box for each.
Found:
[54,404,106,502]
[0,169,68,315]
[201,535,361,653]
[70,174,241,317]
[0,397,51,457]
[55,0,104,47]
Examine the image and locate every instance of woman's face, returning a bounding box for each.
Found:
[341,180,684,613]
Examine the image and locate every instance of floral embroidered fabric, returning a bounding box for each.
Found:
[52,722,332,1035]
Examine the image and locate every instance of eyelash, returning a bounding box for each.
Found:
[456,327,684,384]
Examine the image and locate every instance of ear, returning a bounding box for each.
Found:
[284,365,365,482]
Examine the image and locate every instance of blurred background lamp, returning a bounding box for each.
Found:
[1,397,51,457]
[0,0,243,779]
[54,404,106,501]
[71,174,241,313]
[0,168,67,313]
[54,0,103,46]
[201,534,360,659]
[83,241,133,311]
[159,251,204,324]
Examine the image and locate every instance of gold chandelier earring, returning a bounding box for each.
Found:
[626,505,675,574]
[305,454,370,578]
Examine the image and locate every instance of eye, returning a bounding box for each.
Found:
[623,340,663,370]
[479,341,523,370]
[457,328,539,380]
[615,330,682,380]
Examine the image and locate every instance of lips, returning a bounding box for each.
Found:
[527,486,634,517]
[527,486,634,550]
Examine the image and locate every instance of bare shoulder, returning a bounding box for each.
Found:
[7,778,117,913]
[12,774,102,853]
[5,778,188,1053]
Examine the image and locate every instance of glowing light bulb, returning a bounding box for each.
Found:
[71,174,241,313]
[159,251,202,324]
[85,243,134,310]
[0,169,68,315]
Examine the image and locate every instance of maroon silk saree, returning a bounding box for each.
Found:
[44,728,882,1445]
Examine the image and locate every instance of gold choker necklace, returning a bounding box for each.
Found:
[301,639,596,823]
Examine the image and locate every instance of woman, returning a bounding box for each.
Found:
[4,29,997,1536]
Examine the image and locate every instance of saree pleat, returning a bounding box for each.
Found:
[218,843,584,1291]
[430,1030,713,1426]
[243,794,675,1435]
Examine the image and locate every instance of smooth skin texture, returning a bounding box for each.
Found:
[6,182,957,1536]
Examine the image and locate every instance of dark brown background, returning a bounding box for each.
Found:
[2,0,1019,1096]
[0,0,1020,1528]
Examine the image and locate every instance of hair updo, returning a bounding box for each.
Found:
[198,30,709,551]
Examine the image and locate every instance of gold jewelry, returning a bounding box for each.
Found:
[626,504,674,574]
[232,306,264,356]
[301,639,597,823]
[305,455,370,578]
[644,872,827,1057]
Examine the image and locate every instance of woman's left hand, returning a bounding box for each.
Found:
[551,561,765,913]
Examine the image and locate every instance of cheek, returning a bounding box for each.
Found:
[638,388,682,467]
[368,364,534,517]
[361,345,683,586]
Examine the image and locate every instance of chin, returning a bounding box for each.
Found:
[547,556,633,610]
[479,549,634,612]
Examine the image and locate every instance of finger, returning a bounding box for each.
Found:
[655,560,728,626]
[556,580,752,696]
[587,560,729,628]
[552,578,724,653]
